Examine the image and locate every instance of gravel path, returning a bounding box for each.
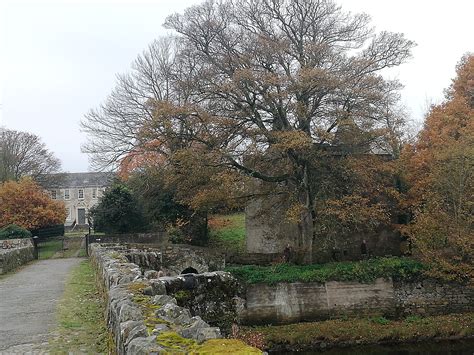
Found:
[0,258,81,353]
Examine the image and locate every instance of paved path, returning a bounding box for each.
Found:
[0,258,81,353]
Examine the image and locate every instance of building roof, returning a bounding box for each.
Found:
[41,172,115,188]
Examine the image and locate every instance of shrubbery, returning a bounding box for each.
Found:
[226,257,425,284]
[0,224,32,240]
[89,183,148,234]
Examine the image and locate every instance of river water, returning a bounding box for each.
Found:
[271,339,474,354]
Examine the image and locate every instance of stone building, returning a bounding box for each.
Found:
[44,172,114,229]
[245,134,402,262]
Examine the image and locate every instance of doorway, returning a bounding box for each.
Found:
[78,208,86,225]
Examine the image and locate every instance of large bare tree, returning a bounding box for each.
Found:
[0,128,61,183]
[82,0,414,262]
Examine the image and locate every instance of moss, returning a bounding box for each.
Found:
[156,331,198,351]
[174,290,192,303]
[127,281,147,293]
[193,339,262,354]
[126,281,168,334]
[109,251,124,260]
[155,333,262,354]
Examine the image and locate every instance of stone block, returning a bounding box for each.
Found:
[196,327,221,342]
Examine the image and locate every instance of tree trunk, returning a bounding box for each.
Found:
[296,163,316,264]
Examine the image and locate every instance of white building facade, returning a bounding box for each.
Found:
[46,172,114,228]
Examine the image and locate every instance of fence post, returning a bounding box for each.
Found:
[32,236,39,260]
[85,233,89,256]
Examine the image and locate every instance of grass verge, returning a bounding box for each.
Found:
[208,213,246,253]
[226,256,425,284]
[48,259,108,354]
[240,313,474,352]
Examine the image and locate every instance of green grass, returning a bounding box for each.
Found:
[48,260,108,354]
[38,237,86,259]
[226,257,426,284]
[242,313,474,351]
[208,213,246,253]
[38,238,64,260]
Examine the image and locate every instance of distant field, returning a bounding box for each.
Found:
[38,236,85,259]
[38,238,64,260]
[208,213,246,253]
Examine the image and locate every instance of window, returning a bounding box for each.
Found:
[78,188,84,199]
[92,188,97,199]
[64,189,70,200]
[51,190,57,199]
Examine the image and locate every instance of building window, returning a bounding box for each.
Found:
[51,190,57,199]
[92,188,97,199]
[78,188,84,199]
[64,189,70,200]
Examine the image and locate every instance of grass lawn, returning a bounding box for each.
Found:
[38,238,64,260]
[48,259,109,354]
[38,236,86,259]
[208,213,246,253]
[241,313,474,351]
[226,256,426,284]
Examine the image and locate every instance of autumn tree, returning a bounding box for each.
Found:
[402,54,473,283]
[0,128,61,183]
[0,178,67,230]
[83,0,414,262]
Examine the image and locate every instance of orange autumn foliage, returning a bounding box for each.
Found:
[402,54,474,283]
[118,140,167,180]
[0,178,67,230]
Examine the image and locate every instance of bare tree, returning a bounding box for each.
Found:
[81,36,200,170]
[0,128,61,182]
[82,0,415,262]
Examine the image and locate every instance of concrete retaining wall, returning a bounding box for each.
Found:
[240,278,474,325]
[0,239,35,274]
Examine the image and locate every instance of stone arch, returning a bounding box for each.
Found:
[181,267,199,274]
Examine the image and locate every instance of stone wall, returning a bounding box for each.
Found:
[0,238,35,274]
[122,244,225,276]
[158,272,244,332]
[239,278,474,325]
[88,232,168,246]
[89,244,231,354]
[394,279,474,317]
[245,195,298,255]
[246,194,402,263]
[89,242,474,339]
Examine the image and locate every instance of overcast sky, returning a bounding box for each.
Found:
[0,0,473,172]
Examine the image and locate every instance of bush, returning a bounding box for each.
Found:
[0,224,32,240]
[89,183,148,234]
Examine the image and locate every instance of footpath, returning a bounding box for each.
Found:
[0,258,81,353]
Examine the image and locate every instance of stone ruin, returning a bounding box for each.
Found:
[89,243,245,354]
